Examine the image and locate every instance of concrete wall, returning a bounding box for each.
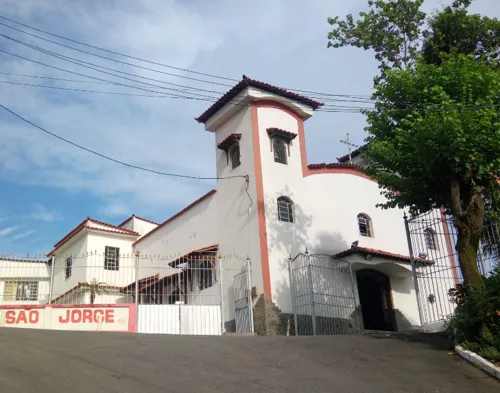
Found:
[130,217,158,238]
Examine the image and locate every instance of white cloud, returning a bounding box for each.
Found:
[0,227,18,237]
[25,204,63,222]
[0,0,498,219]
[11,230,35,240]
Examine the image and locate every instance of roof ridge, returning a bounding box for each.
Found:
[131,215,160,226]
[87,217,138,234]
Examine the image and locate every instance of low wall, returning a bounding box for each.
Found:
[0,304,136,332]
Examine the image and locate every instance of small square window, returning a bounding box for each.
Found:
[273,139,288,165]
[229,144,240,169]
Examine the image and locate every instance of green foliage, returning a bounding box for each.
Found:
[327,0,425,76]
[423,0,500,66]
[362,53,500,216]
[450,266,500,363]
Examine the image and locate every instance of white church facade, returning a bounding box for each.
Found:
[0,77,458,334]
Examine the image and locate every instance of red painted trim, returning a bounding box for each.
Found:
[0,257,47,264]
[440,207,459,285]
[133,190,217,246]
[49,303,131,309]
[0,304,46,309]
[251,103,272,299]
[128,303,137,332]
[251,100,377,183]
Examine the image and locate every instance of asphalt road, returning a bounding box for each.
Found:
[0,329,497,393]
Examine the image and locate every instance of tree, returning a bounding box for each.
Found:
[327,0,500,285]
[79,278,109,304]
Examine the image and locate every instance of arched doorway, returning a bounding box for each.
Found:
[356,269,396,331]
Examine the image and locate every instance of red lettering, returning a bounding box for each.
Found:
[82,310,92,323]
[94,310,104,323]
[16,311,28,324]
[59,310,70,324]
[28,310,39,324]
[71,310,82,323]
[5,310,15,324]
[105,310,114,323]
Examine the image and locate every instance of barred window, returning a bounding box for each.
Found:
[66,257,72,279]
[277,197,294,223]
[8,281,39,301]
[229,143,240,169]
[273,139,288,165]
[357,213,373,237]
[424,228,438,250]
[104,246,120,271]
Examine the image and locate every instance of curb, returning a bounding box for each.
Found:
[455,345,500,380]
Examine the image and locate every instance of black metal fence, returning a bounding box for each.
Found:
[405,210,499,326]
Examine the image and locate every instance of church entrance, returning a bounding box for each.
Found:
[356,269,396,331]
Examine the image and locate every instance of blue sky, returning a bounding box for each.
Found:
[0,0,498,256]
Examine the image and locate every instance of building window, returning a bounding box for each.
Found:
[273,139,288,165]
[66,257,72,279]
[3,281,39,301]
[424,228,438,250]
[104,246,120,271]
[199,260,215,290]
[357,213,373,237]
[277,197,294,223]
[228,143,240,169]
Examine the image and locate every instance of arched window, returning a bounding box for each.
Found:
[199,260,215,290]
[273,138,287,165]
[357,213,373,237]
[277,197,294,223]
[228,143,240,169]
[424,228,438,250]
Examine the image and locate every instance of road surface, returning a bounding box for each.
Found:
[0,329,497,392]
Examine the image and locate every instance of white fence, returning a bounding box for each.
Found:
[0,252,252,335]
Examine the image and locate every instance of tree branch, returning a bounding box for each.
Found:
[450,179,464,218]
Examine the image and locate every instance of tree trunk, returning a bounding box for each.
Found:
[90,292,95,305]
[455,225,483,286]
[449,180,485,286]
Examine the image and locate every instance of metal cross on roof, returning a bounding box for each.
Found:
[339,133,359,164]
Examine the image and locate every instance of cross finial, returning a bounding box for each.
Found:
[339,133,359,164]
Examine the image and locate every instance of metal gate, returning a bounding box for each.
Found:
[233,270,253,333]
[404,210,500,328]
[289,253,359,335]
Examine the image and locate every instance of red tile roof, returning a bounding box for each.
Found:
[117,214,160,228]
[168,244,219,266]
[0,257,48,264]
[195,75,324,124]
[121,273,160,294]
[266,128,297,140]
[334,246,433,264]
[51,282,122,304]
[133,190,217,246]
[337,145,366,163]
[217,133,242,151]
[308,162,364,171]
[49,218,139,255]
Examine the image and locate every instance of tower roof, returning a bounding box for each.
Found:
[195,75,323,124]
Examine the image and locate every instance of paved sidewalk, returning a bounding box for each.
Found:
[0,329,497,392]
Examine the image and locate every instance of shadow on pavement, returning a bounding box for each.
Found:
[363,330,455,351]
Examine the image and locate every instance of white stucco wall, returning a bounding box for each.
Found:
[212,106,262,322]
[130,217,158,238]
[0,260,50,304]
[85,232,136,288]
[51,232,88,303]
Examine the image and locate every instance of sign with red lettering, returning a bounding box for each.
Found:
[0,304,135,332]
[0,308,45,329]
[51,306,130,331]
